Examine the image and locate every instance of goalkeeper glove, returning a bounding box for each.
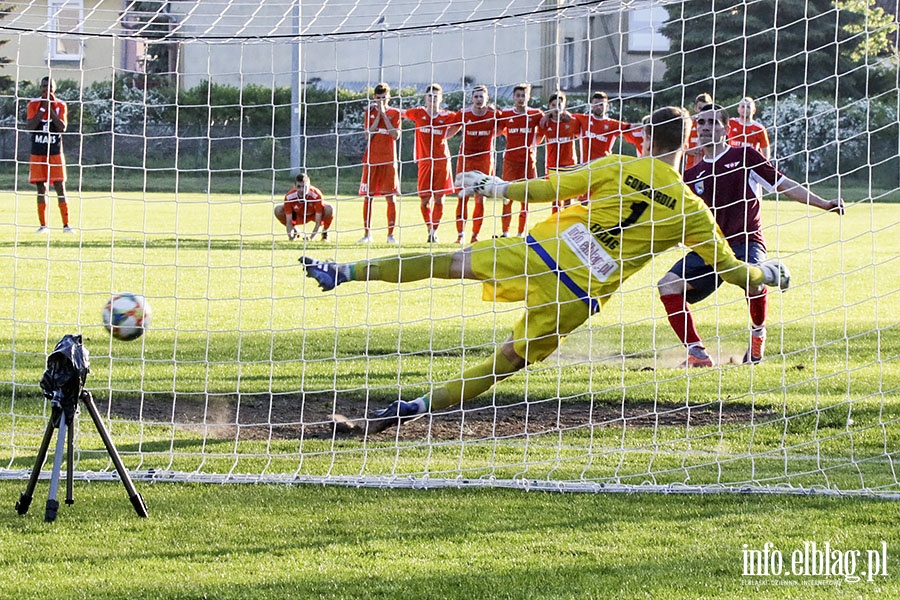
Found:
[760,260,791,291]
[455,171,509,198]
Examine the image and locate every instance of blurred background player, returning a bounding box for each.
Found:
[359,83,401,244]
[684,92,712,171]
[728,96,771,160]
[657,104,843,367]
[535,91,582,213]
[26,76,71,233]
[301,106,792,433]
[449,84,498,244]
[274,173,334,241]
[403,83,457,243]
[497,83,542,237]
[572,91,643,161]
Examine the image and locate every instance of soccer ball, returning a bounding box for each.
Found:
[102,293,151,341]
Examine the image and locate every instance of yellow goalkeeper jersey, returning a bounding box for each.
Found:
[506,154,764,305]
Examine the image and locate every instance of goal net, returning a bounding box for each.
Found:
[1,0,898,497]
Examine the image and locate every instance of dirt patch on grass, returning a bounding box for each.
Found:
[99,391,770,442]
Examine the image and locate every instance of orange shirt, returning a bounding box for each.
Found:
[284,185,325,223]
[728,118,770,153]
[536,116,582,171]
[498,107,543,163]
[572,114,638,161]
[362,105,401,166]
[456,106,499,160]
[403,107,457,160]
[685,119,702,170]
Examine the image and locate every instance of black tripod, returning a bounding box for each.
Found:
[15,335,148,522]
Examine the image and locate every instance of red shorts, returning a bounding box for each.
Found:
[30,154,67,184]
[501,155,537,182]
[417,157,454,197]
[359,163,400,197]
[456,155,494,177]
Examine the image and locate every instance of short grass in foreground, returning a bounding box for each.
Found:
[0,480,898,600]
[0,187,898,492]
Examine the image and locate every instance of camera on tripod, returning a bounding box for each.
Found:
[16,334,148,522]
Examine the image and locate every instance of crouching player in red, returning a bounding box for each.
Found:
[274,173,334,241]
[301,107,792,434]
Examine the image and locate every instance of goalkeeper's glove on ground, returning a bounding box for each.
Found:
[760,260,791,291]
[455,171,509,198]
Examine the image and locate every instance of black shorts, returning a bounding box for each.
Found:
[668,241,767,304]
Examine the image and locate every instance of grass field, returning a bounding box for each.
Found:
[0,181,899,597]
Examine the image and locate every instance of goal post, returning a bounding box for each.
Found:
[0,0,898,498]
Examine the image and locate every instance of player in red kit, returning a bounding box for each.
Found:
[728,96,771,160]
[572,91,643,161]
[26,77,71,233]
[404,83,457,243]
[359,82,401,244]
[684,93,712,171]
[658,104,843,367]
[274,173,334,241]
[535,91,582,213]
[450,85,498,244]
[497,83,542,237]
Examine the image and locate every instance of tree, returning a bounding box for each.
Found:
[0,5,13,92]
[659,0,898,102]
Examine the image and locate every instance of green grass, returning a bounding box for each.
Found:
[1,481,899,599]
[1,182,899,598]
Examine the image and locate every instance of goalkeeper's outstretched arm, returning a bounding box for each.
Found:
[455,170,587,204]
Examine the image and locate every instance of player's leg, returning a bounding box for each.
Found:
[385,195,397,243]
[455,193,468,243]
[273,203,287,225]
[517,201,529,236]
[658,253,719,367]
[53,180,70,231]
[431,195,444,242]
[471,195,485,243]
[35,181,48,231]
[360,196,374,243]
[31,158,49,231]
[320,203,334,240]
[736,242,768,363]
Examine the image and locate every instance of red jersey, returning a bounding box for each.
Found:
[283,185,325,224]
[455,106,499,172]
[684,119,702,170]
[27,97,67,157]
[362,105,401,166]
[728,118,770,153]
[498,107,542,163]
[536,117,582,172]
[403,107,456,160]
[684,146,785,248]
[572,114,637,161]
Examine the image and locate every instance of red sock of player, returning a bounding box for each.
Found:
[432,200,444,231]
[58,202,69,227]
[386,200,396,235]
[362,198,373,234]
[660,293,703,346]
[500,203,512,234]
[748,286,768,329]
[420,201,432,228]
[455,198,466,234]
[517,204,528,235]
[472,200,485,236]
[37,202,47,227]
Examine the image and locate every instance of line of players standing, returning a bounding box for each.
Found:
[277,86,772,246]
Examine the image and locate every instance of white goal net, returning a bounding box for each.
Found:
[1,0,898,497]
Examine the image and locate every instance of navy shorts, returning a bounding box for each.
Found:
[667,241,767,305]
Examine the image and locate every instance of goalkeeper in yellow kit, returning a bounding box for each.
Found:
[301,106,791,433]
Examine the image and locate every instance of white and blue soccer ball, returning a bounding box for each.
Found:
[102,293,151,341]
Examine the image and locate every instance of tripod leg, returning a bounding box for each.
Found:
[16,408,59,516]
[81,392,148,518]
[66,409,75,506]
[45,411,68,523]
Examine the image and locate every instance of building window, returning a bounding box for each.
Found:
[562,37,576,89]
[627,6,670,53]
[48,0,84,61]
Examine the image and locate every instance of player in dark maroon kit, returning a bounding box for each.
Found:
[657,104,844,367]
